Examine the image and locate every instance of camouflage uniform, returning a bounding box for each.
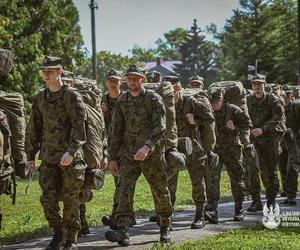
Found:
[247,92,286,207]
[109,87,172,230]
[213,101,252,215]
[26,84,87,242]
[279,100,300,201]
[175,92,215,216]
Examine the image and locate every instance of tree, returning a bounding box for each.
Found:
[216,0,297,86]
[0,0,84,106]
[174,19,217,86]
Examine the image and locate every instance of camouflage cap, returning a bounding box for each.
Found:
[126,64,145,78]
[39,56,62,69]
[251,73,266,84]
[208,88,224,104]
[106,68,122,80]
[282,84,294,94]
[162,75,180,85]
[61,70,74,81]
[189,75,204,86]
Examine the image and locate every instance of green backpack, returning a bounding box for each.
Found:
[0,109,15,201]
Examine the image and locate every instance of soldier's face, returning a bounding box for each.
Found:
[42,68,61,84]
[211,99,223,110]
[127,74,144,92]
[105,78,121,91]
[252,82,265,98]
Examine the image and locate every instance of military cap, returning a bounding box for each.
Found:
[61,70,74,81]
[251,73,266,84]
[125,64,145,78]
[189,75,204,85]
[39,56,62,69]
[105,68,122,80]
[146,70,161,83]
[208,88,224,103]
[162,75,180,85]
[282,84,294,93]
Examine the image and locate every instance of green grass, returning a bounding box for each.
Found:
[152,224,300,250]
[0,170,232,245]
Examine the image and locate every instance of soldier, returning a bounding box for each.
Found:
[105,64,172,245]
[146,70,161,83]
[100,68,136,229]
[26,56,87,250]
[209,88,252,221]
[174,80,216,228]
[188,75,204,89]
[278,85,299,205]
[247,73,286,209]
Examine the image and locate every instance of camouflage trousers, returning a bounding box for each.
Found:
[242,144,261,202]
[254,138,281,206]
[279,130,298,198]
[39,161,86,238]
[116,154,172,229]
[168,172,179,209]
[211,144,245,209]
[111,175,136,219]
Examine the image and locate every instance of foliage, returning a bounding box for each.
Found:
[216,0,297,87]
[174,19,217,86]
[0,0,84,106]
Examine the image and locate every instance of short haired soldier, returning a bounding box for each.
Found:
[26,56,87,250]
[105,65,172,245]
[209,88,252,221]
[247,73,286,209]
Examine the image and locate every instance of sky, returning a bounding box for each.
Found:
[73,0,240,56]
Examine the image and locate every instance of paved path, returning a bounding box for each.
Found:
[2,197,299,250]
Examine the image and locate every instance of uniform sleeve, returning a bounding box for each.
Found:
[144,94,166,151]
[108,100,125,161]
[232,106,253,132]
[262,99,286,135]
[66,91,87,156]
[25,97,43,161]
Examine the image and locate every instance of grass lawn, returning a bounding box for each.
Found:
[0,170,232,245]
[151,224,300,250]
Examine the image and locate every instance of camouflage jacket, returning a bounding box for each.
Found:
[25,85,87,163]
[176,94,215,152]
[247,92,286,141]
[214,102,252,147]
[284,101,300,132]
[109,87,166,162]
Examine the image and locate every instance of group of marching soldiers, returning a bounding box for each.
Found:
[0,49,299,249]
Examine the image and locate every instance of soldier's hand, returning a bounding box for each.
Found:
[251,128,263,137]
[226,120,236,130]
[100,157,108,170]
[134,145,150,161]
[101,103,108,114]
[186,113,195,125]
[27,161,36,172]
[108,160,119,176]
[60,152,74,167]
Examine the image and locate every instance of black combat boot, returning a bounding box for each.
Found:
[191,213,206,229]
[129,216,136,227]
[46,228,65,250]
[283,196,297,205]
[204,208,218,224]
[160,226,171,243]
[149,214,159,222]
[234,207,244,221]
[101,215,118,230]
[79,204,90,236]
[247,201,263,212]
[105,229,130,246]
